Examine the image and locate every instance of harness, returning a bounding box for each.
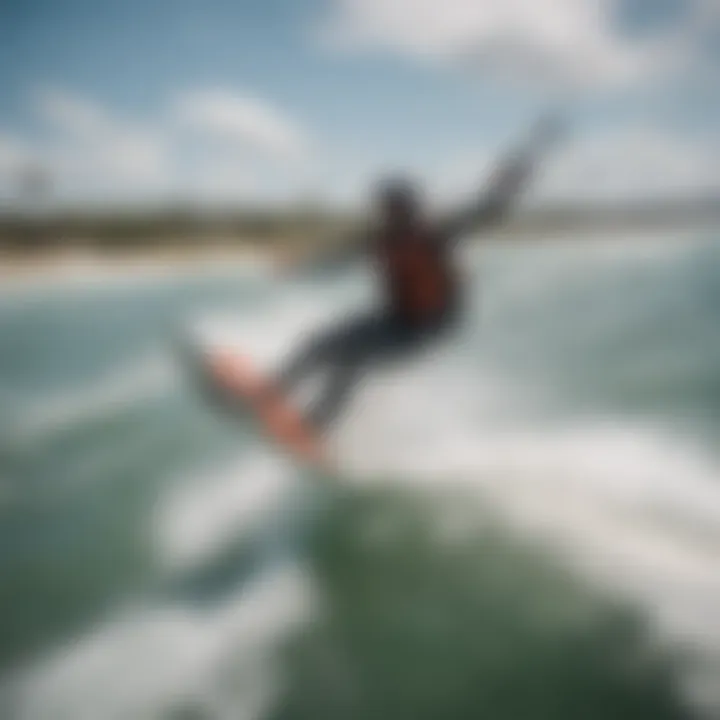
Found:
[375,227,456,327]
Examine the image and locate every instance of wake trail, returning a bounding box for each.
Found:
[6,347,178,447]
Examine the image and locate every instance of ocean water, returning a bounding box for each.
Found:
[1,231,719,719]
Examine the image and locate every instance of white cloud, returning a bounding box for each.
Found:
[0,133,33,183]
[36,88,172,193]
[38,89,109,137]
[5,87,717,208]
[536,126,720,202]
[174,89,307,160]
[0,87,311,206]
[184,156,253,204]
[0,133,46,203]
[172,89,312,205]
[316,0,682,89]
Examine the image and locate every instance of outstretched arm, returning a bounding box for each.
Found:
[439,115,565,243]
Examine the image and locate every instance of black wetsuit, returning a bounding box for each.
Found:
[275,225,460,430]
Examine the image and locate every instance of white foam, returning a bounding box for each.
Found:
[3,562,316,720]
[337,353,720,686]
[9,348,177,446]
[157,451,299,572]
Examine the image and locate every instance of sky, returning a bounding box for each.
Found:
[0,0,719,208]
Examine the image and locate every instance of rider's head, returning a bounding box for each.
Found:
[375,176,422,229]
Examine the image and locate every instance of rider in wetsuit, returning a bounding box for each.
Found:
[271,117,562,432]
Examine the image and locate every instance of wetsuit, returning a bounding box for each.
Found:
[274,223,461,431]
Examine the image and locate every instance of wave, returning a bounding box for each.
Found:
[157,452,304,573]
[1,562,315,720]
[333,353,720,702]
[6,348,178,447]
[2,477,701,720]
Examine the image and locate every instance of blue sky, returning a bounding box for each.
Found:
[0,0,718,207]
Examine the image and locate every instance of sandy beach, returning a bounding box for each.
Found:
[0,243,275,289]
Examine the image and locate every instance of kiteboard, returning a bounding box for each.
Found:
[198,346,331,471]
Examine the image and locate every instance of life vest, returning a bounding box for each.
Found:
[375,227,456,326]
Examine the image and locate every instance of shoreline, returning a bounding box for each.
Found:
[0,245,275,286]
[1,221,717,287]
